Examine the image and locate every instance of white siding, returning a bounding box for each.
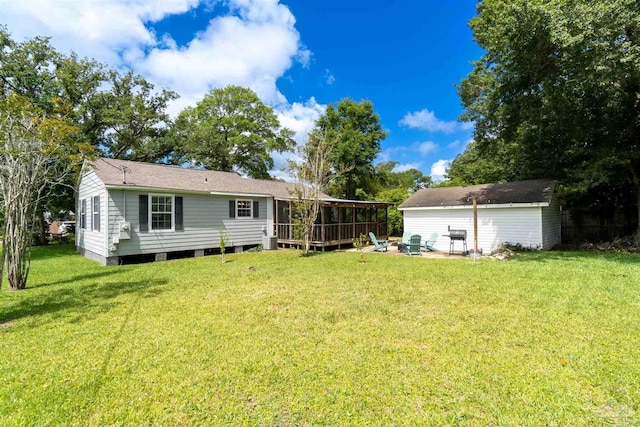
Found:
[76,170,108,257]
[107,189,270,256]
[541,194,561,249]
[403,206,544,253]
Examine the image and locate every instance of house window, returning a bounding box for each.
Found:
[92,196,100,232]
[151,195,173,230]
[80,199,86,229]
[236,200,252,218]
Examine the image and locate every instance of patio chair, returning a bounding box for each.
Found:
[407,234,422,256]
[368,232,389,252]
[398,230,412,253]
[424,232,438,252]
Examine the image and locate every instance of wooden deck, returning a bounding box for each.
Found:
[276,221,388,249]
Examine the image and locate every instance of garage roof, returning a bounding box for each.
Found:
[398,179,555,209]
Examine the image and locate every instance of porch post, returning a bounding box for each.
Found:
[321,204,325,251]
[275,200,279,239]
[288,201,292,240]
[385,205,388,237]
[352,204,356,239]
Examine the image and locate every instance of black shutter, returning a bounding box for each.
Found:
[175,196,183,231]
[253,201,259,218]
[229,200,235,218]
[139,194,148,232]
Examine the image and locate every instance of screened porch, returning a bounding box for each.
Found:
[274,199,390,249]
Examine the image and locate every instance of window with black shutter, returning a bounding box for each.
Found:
[139,194,149,232]
[175,196,183,231]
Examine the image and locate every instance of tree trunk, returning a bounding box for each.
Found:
[0,232,6,290]
[5,198,31,290]
[37,208,47,246]
[634,184,640,246]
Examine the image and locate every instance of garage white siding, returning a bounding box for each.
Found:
[541,195,561,249]
[403,206,544,253]
[107,189,270,257]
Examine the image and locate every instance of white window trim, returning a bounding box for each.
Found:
[149,193,175,232]
[236,199,253,219]
[92,195,100,232]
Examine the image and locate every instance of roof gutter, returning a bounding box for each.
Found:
[398,202,550,211]
[104,184,270,198]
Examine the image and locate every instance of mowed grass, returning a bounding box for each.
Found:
[1,246,639,426]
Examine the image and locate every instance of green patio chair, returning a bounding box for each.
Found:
[398,230,412,253]
[424,232,439,251]
[368,232,389,252]
[407,234,422,256]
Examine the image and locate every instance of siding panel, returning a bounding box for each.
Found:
[107,190,270,256]
[541,195,561,249]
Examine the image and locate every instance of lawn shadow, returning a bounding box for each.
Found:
[32,270,124,289]
[0,277,170,325]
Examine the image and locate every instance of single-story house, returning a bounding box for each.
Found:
[398,179,561,252]
[77,158,389,265]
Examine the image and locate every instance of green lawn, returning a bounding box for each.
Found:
[1,245,639,426]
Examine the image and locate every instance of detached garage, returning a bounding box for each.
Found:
[398,179,561,252]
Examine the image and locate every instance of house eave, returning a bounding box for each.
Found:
[399,202,550,211]
[209,190,271,198]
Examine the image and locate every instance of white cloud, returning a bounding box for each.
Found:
[0,0,310,113]
[324,69,335,85]
[392,162,421,173]
[276,97,325,145]
[417,141,438,154]
[399,109,470,134]
[430,159,450,183]
[271,97,326,177]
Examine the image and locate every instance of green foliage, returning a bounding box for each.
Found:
[375,160,432,192]
[97,71,178,161]
[173,85,295,179]
[455,0,640,239]
[218,226,230,263]
[0,26,178,218]
[375,188,411,236]
[314,98,387,199]
[2,246,640,424]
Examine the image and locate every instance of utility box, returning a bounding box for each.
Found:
[262,236,278,250]
[119,221,131,240]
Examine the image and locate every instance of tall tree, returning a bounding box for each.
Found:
[98,71,178,162]
[457,0,640,241]
[287,131,335,256]
[174,85,295,179]
[0,95,80,289]
[0,28,180,227]
[314,98,387,200]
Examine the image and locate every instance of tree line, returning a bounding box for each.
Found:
[449,0,640,243]
[0,26,428,288]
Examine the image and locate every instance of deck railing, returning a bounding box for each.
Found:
[276,221,388,247]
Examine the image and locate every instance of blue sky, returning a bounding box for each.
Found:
[0,0,482,181]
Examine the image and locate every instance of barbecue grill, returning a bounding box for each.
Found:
[446,228,468,255]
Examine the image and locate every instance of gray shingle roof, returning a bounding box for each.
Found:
[89,157,331,200]
[398,179,556,209]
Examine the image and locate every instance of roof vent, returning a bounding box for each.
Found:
[120,166,130,184]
